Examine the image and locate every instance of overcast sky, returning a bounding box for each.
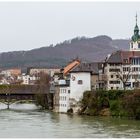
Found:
[0,1,140,52]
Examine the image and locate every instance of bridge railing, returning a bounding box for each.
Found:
[0,84,49,94]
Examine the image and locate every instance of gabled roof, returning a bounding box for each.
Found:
[70,62,103,74]
[106,50,140,64]
[106,51,122,63]
[63,59,80,75]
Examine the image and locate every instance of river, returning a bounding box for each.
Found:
[0,103,140,138]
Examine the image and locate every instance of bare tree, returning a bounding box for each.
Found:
[35,72,51,109]
[131,68,140,89]
[115,65,133,91]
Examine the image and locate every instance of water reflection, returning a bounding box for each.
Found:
[0,104,140,138]
[0,103,38,110]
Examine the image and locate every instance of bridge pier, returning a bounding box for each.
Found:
[7,103,9,109]
[6,93,10,109]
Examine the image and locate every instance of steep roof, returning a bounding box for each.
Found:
[70,62,102,74]
[63,59,80,75]
[106,50,140,63]
[106,51,122,63]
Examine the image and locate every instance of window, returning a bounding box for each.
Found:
[124,59,128,63]
[132,67,139,72]
[123,67,127,71]
[138,43,140,48]
[131,42,133,48]
[78,80,83,84]
[68,90,70,93]
[111,87,113,90]
[111,75,113,78]
[110,64,115,66]
[65,89,66,93]
[132,74,139,79]
[109,68,120,72]
[132,58,140,65]
[110,64,120,66]
[123,75,126,79]
[109,81,120,84]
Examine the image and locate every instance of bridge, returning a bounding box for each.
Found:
[0,85,50,109]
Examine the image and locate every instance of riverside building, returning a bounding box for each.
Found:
[103,15,140,90]
[53,60,103,113]
[53,15,140,113]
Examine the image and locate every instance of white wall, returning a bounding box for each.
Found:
[130,41,140,51]
[70,72,91,101]
[22,75,30,85]
[59,86,70,113]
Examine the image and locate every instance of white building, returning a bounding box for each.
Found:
[20,74,30,85]
[53,63,92,113]
[59,85,70,113]
[28,67,60,77]
[0,70,11,77]
[54,78,70,113]
[18,74,39,85]
[68,66,91,113]
[70,72,91,101]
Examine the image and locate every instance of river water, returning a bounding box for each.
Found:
[0,103,140,138]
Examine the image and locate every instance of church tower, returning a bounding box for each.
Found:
[130,14,140,51]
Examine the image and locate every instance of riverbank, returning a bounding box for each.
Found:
[78,90,140,120]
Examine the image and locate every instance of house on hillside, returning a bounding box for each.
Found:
[27,67,60,77]
[0,68,22,85]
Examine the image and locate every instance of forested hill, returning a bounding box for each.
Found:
[0,35,129,70]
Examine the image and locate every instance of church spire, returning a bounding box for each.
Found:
[136,12,137,25]
[134,13,139,33]
[130,13,140,51]
[134,13,139,32]
[132,13,140,42]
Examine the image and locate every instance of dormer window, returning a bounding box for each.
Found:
[124,59,128,63]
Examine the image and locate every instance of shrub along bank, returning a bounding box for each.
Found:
[79,90,140,120]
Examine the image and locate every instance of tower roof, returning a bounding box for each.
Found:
[134,13,139,31]
[134,24,139,31]
[132,14,140,42]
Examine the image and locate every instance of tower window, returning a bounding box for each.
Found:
[131,42,133,48]
[138,43,140,48]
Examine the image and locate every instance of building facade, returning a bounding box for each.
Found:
[53,79,70,113]
[103,15,140,90]
[28,67,60,77]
